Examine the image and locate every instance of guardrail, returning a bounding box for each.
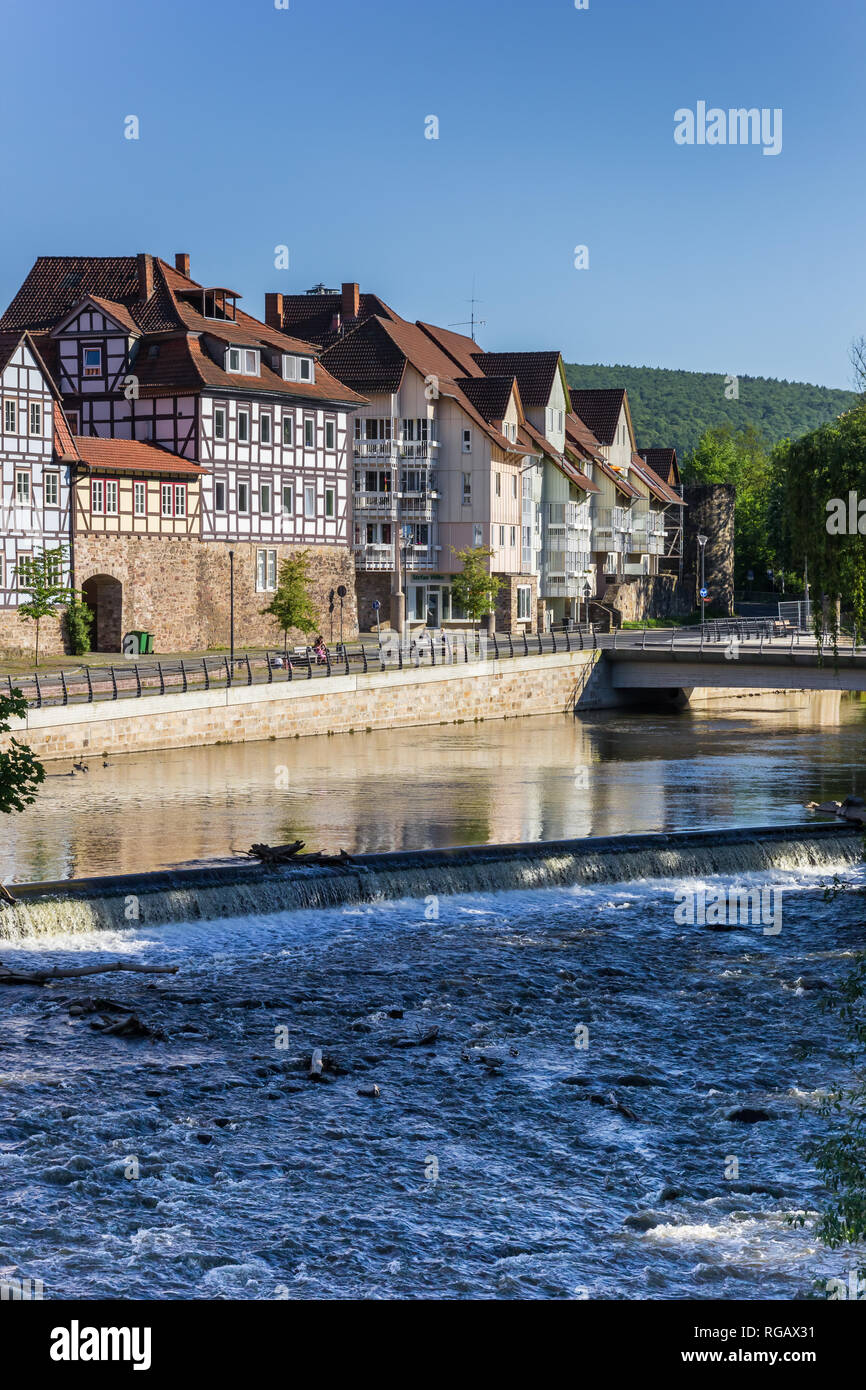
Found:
[6,628,609,710]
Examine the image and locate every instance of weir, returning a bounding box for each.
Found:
[1,823,861,939]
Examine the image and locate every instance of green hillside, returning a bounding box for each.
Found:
[564,363,858,458]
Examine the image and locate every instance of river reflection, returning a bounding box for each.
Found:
[3,692,864,883]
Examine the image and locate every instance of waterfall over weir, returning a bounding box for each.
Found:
[2,822,862,940]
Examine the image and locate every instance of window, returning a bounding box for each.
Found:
[512,474,518,498]
[462,472,471,505]
[325,487,335,518]
[44,473,59,507]
[282,355,315,383]
[517,585,532,621]
[16,471,31,505]
[260,483,272,515]
[282,416,294,447]
[91,478,104,514]
[4,400,17,433]
[134,481,146,516]
[16,555,33,590]
[256,548,277,592]
[237,409,250,443]
[174,484,186,518]
[65,410,79,434]
[495,473,501,497]
[260,413,272,445]
[214,406,226,441]
[304,484,316,519]
[499,525,505,546]
[161,483,173,518]
[227,348,260,375]
[304,418,315,449]
[473,524,483,546]
[83,345,103,378]
[510,525,517,546]
[104,480,119,515]
[462,428,472,453]
[215,481,226,512]
[238,482,249,513]
[29,402,42,435]
[282,484,294,515]
[325,419,336,450]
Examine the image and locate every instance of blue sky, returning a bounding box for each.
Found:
[2,0,863,387]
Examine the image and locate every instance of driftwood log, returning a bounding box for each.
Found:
[247,842,357,868]
[0,960,179,986]
[0,883,18,907]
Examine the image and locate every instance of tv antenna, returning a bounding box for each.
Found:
[450,289,486,340]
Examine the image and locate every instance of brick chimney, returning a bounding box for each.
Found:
[264,293,284,330]
[175,252,190,277]
[137,253,154,302]
[341,282,360,320]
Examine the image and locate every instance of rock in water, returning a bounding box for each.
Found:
[357,1085,380,1099]
[725,1106,773,1123]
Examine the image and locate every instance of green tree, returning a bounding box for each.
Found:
[261,550,320,652]
[14,545,76,666]
[0,688,45,816]
[781,404,866,643]
[450,546,503,624]
[64,594,95,657]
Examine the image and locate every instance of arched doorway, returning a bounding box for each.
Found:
[81,575,123,652]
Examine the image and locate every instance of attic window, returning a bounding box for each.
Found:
[282,354,315,384]
[62,271,83,288]
[227,347,259,376]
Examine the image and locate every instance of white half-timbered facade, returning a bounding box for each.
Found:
[0,332,72,607]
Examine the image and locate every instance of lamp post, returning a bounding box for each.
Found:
[401,523,413,631]
[697,533,708,625]
[228,549,235,669]
[337,584,347,646]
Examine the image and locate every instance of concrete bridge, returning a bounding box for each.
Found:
[602,629,866,694]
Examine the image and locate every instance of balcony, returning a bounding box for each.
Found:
[354,543,395,570]
[354,491,398,516]
[353,439,399,460]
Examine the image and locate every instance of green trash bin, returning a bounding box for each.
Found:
[144,632,154,655]
[138,631,149,656]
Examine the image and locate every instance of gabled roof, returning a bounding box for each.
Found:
[638,446,680,488]
[472,351,565,409]
[568,388,630,447]
[54,410,79,460]
[521,417,598,493]
[0,255,363,406]
[0,330,24,375]
[416,321,486,377]
[73,435,207,476]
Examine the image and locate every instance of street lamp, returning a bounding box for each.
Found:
[697,533,708,625]
[337,584,347,646]
[228,549,235,669]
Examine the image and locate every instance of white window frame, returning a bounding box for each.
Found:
[237,482,250,514]
[473,524,483,546]
[105,479,119,516]
[325,487,335,518]
[304,418,315,450]
[462,472,471,505]
[282,484,294,515]
[255,547,278,592]
[325,418,336,450]
[44,472,60,507]
[215,480,226,512]
[517,585,532,621]
[134,480,147,516]
[3,399,17,433]
[29,401,42,435]
[304,484,316,519]
[82,344,103,378]
[282,415,294,447]
[214,406,227,441]
[16,470,31,505]
[237,409,250,443]
[260,483,272,515]
[462,428,472,453]
[260,412,272,446]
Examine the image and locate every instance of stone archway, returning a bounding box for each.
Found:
[81,574,123,652]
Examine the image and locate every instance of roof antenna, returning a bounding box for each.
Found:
[449,281,486,340]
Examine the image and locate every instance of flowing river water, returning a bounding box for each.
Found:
[1,693,864,1300]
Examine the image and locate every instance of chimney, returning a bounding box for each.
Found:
[342,282,360,320]
[265,293,284,331]
[137,253,154,302]
[175,252,190,277]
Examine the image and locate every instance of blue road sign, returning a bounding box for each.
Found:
[699,587,708,599]
[372,600,381,610]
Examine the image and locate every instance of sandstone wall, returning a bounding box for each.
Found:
[682,484,735,616]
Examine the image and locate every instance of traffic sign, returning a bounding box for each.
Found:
[699,587,708,599]
[372,600,380,611]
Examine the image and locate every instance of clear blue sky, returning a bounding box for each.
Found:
[2,0,863,387]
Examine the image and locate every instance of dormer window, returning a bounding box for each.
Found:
[282,354,315,384]
[83,345,103,378]
[226,347,260,375]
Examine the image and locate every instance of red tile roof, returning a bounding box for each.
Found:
[0,255,364,406]
[416,321,486,377]
[54,410,79,460]
[73,435,207,475]
[272,290,402,348]
[521,418,598,493]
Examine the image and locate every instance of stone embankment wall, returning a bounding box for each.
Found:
[6,650,626,761]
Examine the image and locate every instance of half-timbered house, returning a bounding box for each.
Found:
[0,254,365,650]
[0,331,74,654]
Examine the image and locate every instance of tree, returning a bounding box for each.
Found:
[449,546,503,624]
[63,594,95,657]
[0,688,45,815]
[782,404,866,644]
[683,425,784,590]
[261,550,320,651]
[14,545,76,666]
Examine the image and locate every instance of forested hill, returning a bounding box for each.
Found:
[563,362,858,458]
